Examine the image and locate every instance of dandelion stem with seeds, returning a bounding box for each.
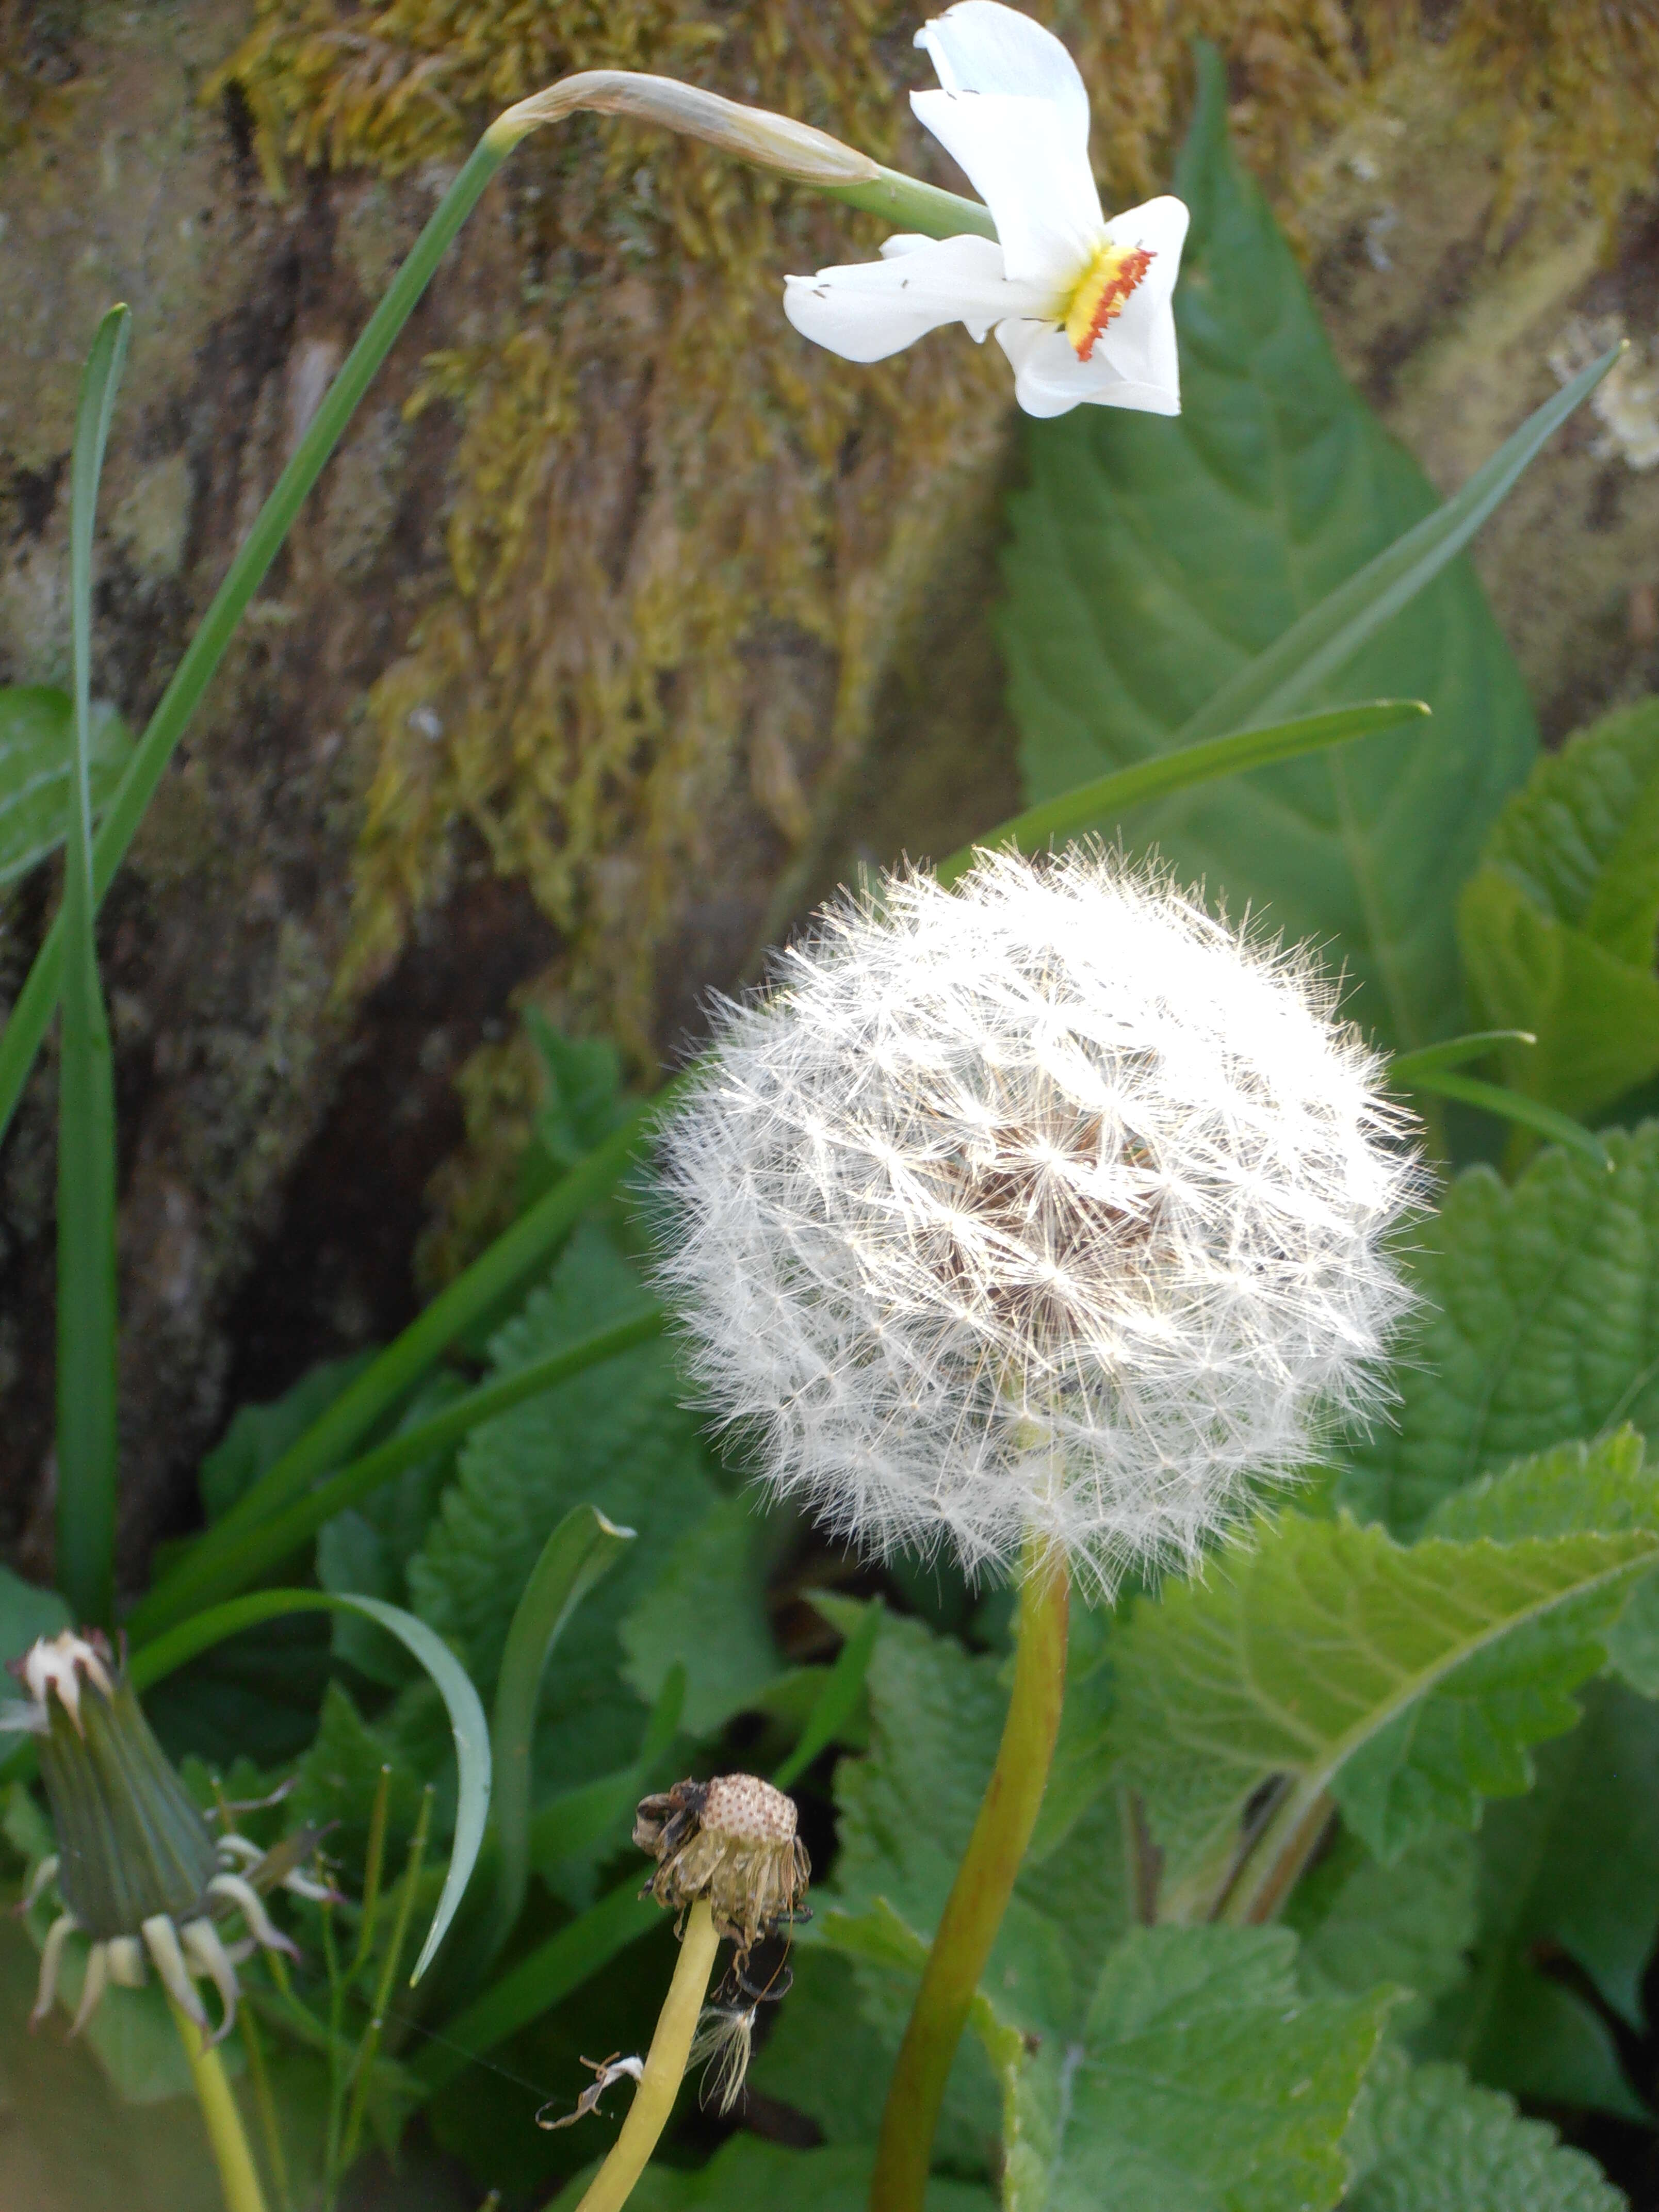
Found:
[166,1991,270,2212]
[869,1532,1068,2212]
[570,1898,723,2212]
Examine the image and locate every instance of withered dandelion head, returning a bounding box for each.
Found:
[654,847,1418,1592]
[633,1773,809,1962]
[5,1630,332,2043]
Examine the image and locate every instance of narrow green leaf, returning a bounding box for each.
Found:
[1397,1068,1609,1167]
[128,1303,662,1641]
[484,1504,635,1957]
[772,1595,882,1790]
[1108,1438,1659,1913]
[0,134,515,1150]
[126,1588,490,1984]
[1388,1031,1536,1082]
[411,1873,661,2093]
[55,304,129,1631]
[0,688,132,886]
[936,702,1429,888]
[527,1661,685,1883]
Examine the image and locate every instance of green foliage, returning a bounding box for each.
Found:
[1422,1676,1659,2120]
[0,1566,69,1670]
[1338,1129,1659,1536]
[1343,2045,1624,2211]
[405,1222,745,1787]
[1107,1440,1659,1898]
[1285,1825,1479,2033]
[618,1493,783,1736]
[999,46,1536,1050]
[547,2137,994,2212]
[201,1352,378,1524]
[1460,698,1659,1122]
[0,687,132,890]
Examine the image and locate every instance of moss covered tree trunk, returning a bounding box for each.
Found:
[2,0,1657,1591]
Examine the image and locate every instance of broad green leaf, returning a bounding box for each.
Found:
[771,1595,882,1790]
[406,1223,719,1790]
[999,47,1537,1049]
[617,1492,782,1737]
[198,1352,378,1524]
[126,1588,489,1982]
[749,1946,906,2143]
[1009,1926,1388,2212]
[1343,2044,1623,2211]
[1107,1441,1659,1899]
[527,1662,685,1905]
[0,688,132,888]
[1421,1675,1659,2121]
[55,303,129,1632]
[547,2137,994,2212]
[1460,696,1659,1121]
[1338,1126,1659,1535]
[1284,1824,1478,2032]
[485,1504,635,1957]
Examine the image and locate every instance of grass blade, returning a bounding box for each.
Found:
[0,136,514,1149]
[772,1596,881,1789]
[1174,349,1620,749]
[128,1588,491,1983]
[1401,1067,1609,1168]
[1389,1031,1536,1082]
[484,1506,636,1959]
[127,1303,662,1641]
[936,702,1427,887]
[56,304,130,1630]
[527,1663,686,1880]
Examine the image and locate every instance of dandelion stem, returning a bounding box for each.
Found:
[166,1991,270,2212]
[571,1899,722,2212]
[868,1533,1069,2212]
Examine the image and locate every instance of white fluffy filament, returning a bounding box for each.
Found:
[654,848,1417,1592]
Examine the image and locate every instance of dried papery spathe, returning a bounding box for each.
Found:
[654,847,1418,1593]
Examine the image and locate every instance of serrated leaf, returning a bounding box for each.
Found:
[0,687,132,890]
[998,49,1535,1050]
[1343,2044,1623,2211]
[1108,1441,1659,1895]
[1284,1824,1478,2032]
[1338,1127,1659,1536]
[618,1492,782,1737]
[1459,697,1659,1117]
[1421,1674,1659,2122]
[407,1222,720,1789]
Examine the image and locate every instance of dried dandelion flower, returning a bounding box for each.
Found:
[633,1774,809,1962]
[5,1630,329,2043]
[654,847,1417,1592]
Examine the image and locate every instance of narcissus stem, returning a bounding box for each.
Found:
[167,1992,270,2212]
[869,1534,1069,2212]
[573,1898,722,2212]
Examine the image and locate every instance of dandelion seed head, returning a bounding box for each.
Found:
[653,847,1419,1594]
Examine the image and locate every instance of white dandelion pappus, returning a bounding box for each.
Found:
[653,849,1417,1594]
[783,0,1188,418]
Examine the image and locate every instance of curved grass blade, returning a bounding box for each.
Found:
[128,1303,662,1642]
[772,1595,881,1789]
[936,702,1428,887]
[1395,1067,1609,1169]
[485,1506,636,1959]
[128,1589,490,1983]
[1176,348,1620,749]
[1390,1030,1536,1082]
[56,304,130,1630]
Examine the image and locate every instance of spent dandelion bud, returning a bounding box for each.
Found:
[634,1774,809,1963]
[653,847,1418,1593]
[6,1629,318,2043]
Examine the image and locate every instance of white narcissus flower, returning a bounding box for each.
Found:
[653,849,1417,1594]
[784,1,1189,418]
